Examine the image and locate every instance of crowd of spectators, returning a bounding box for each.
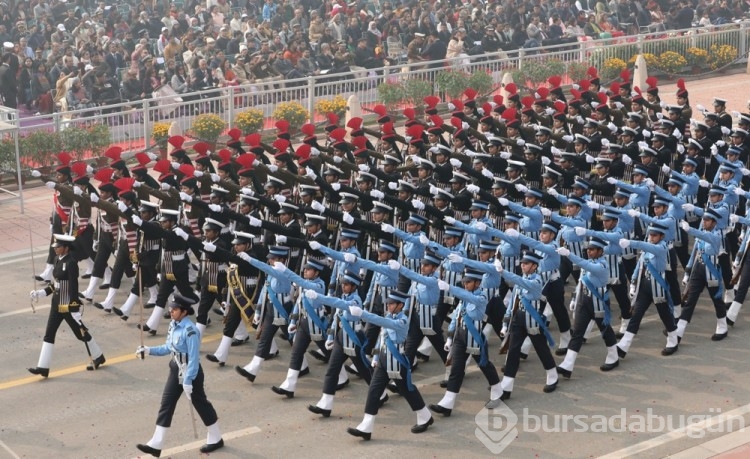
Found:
[0,0,746,117]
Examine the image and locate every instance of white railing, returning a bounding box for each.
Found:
[8,20,750,152]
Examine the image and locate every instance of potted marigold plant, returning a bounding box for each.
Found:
[315,95,347,120]
[190,114,227,148]
[272,101,308,134]
[657,51,687,78]
[234,108,265,135]
[685,47,709,71]
[708,44,737,71]
[601,57,627,80]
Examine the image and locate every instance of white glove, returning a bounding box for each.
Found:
[467,184,480,193]
[716,140,726,147]
[516,139,525,146]
[173,227,188,241]
[274,194,287,203]
[677,145,685,154]
[682,203,695,212]
[711,145,719,156]
[325,338,334,350]
[494,259,503,273]
[288,322,297,334]
[411,199,425,210]
[661,164,671,174]
[722,126,731,135]
[608,122,617,133]
[622,155,633,165]
[419,234,430,245]
[238,252,251,263]
[742,168,750,176]
[310,147,320,157]
[388,182,398,190]
[501,324,508,337]
[682,274,689,285]
[268,164,279,173]
[643,129,651,138]
[161,183,171,190]
[90,193,99,203]
[498,197,509,206]
[429,185,439,196]
[73,187,83,196]
[730,214,740,223]
[147,152,158,161]
[547,188,559,197]
[614,102,624,109]
[349,305,363,317]
[117,201,127,212]
[388,260,401,270]
[444,216,456,225]
[203,241,216,252]
[208,204,222,212]
[656,113,664,120]
[304,290,319,300]
[556,247,570,256]
[437,280,450,291]
[732,110,741,118]
[638,141,648,149]
[136,345,150,359]
[209,173,219,183]
[696,104,706,112]
[131,216,143,226]
[342,212,354,225]
[182,384,193,400]
[541,156,551,166]
[31,170,41,177]
[515,184,528,193]
[628,209,640,217]
[381,223,395,233]
[606,177,618,185]
[273,261,286,272]
[449,158,462,167]
[311,200,325,212]
[562,135,574,142]
[247,216,262,227]
[505,228,519,238]
[591,102,600,109]
[444,338,453,352]
[551,147,561,156]
[585,154,595,164]
[545,107,555,115]
[30,289,47,300]
[330,183,341,191]
[464,150,477,158]
[193,170,204,178]
[500,151,512,159]
[629,284,636,298]
[679,221,690,232]
[462,122,469,130]
[306,168,317,179]
[309,241,322,251]
[179,191,192,202]
[481,168,494,179]
[575,226,587,236]
[448,253,463,263]
[575,115,584,124]
[734,187,746,196]
[275,235,287,244]
[343,253,356,263]
[475,222,487,231]
[540,207,552,217]
[644,178,655,188]
[587,201,600,210]
[45,181,56,189]
[733,260,741,269]
[618,239,630,249]
[171,161,180,169]
[358,164,370,172]
[370,190,384,199]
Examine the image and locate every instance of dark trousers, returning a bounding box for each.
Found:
[322,328,372,394]
[254,298,293,359]
[129,262,158,295]
[43,302,92,344]
[91,232,113,278]
[625,278,676,334]
[485,295,505,338]
[364,353,425,416]
[73,226,95,262]
[568,295,617,353]
[196,276,226,326]
[110,241,135,289]
[667,248,682,305]
[681,261,727,322]
[446,327,500,393]
[611,269,632,319]
[46,213,64,265]
[502,312,556,379]
[675,240,690,270]
[156,360,217,428]
[622,256,637,280]
[156,262,198,307]
[733,255,750,303]
[289,319,327,371]
[543,278,570,333]
[411,305,449,363]
[719,253,733,290]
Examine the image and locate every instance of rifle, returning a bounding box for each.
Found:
[498,294,519,355]
[731,236,749,287]
[681,244,698,303]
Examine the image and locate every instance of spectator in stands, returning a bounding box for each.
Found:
[18,57,34,110]
[0,53,18,108]
[31,63,53,115]
[66,76,96,111]
[121,69,144,101]
[670,0,695,29]
[92,70,121,113]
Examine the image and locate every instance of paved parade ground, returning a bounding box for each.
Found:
[1,72,750,458]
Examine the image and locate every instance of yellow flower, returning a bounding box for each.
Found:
[152,122,171,145]
[190,114,227,142]
[235,108,265,135]
[657,51,687,75]
[273,101,309,131]
[708,44,737,70]
[685,47,709,67]
[601,58,627,80]
[315,95,347,118]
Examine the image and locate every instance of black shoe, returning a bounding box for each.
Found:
[308,349,329,362]
[336,379,349,391]
[600,360,619,372]
[308,404,331,417]
[439,379,448,388]
[82,273,92,279]
[411,417,434,433]
[379,394,389,407]
[520,352,528,360]
[199,439,224,454]
[162,310,170,319]
[299,367,310,377]
[711,332,728,341]
[616,346,627,358]
[554,347,568,356]
[416,351,430,362]
[615,331,624,339]
[144,303,155,309]
[271,385,294,398]
[344,364,360,377]
[556,366,572,379]
[34,275,51,282]
[387,381,399,393]
[662,328,668,337]
[661,345,678,356]
[112,307,124,317]
[231,337,249,347]
[543,381,558,393]
[86,355,106,371]
[205,354,225,366]
[235,365,256,382]
[137,324,157,336]
[429,403,452,417]
[727,317,735,326]
[266,350,279,360]
[99,283,110,290]
[120,315,129,321]
[27,367,49,378]
[499,390,512,401]
[136,443,161,457]
[213,306,225,316]
[347,427,371,441]
[411,362,418,372]
[93,302,105,310]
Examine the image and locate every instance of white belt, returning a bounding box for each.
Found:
[218,264,228,271]
[548,272,560,282]
[246,278,258,287]
[172,254,185,261]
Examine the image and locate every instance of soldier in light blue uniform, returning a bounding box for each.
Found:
[497,187,545,240]
[135,296,224,457]
[461,199,495,257]
[271,258,327,398]
[346,290,434,441]
[314,229,363,296]
[549,177,594,224]
[608,189,639,276]
[676,209,729,342]
[616,222,679,358]
[235,246,294,383]
[494,252,559,401]
[306,272,375,418]
[545,194,587,288]
[610,165,653,234]
[556,237,619,379]
[382,212,429,273]
[429,269,503,416]
[653,176,691,268]
[711,147,745,185]
[684,185,732,291]
[727,212,750,325]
